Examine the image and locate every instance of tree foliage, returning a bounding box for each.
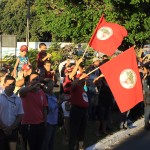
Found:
[0,0,150,48]
[0,0,27,40]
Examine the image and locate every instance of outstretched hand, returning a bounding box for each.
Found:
[79,73,88,80]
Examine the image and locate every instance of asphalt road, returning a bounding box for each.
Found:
[112,129,150,150]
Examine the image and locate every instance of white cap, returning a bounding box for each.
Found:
[93,57,100,62]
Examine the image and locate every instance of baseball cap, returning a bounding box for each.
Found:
[22,64,31,71]
[93,57,100,63]
[20,45,28,52]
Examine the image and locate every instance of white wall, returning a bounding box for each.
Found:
[1,42,73,58]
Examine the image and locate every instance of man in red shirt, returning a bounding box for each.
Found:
[19,72,48,150]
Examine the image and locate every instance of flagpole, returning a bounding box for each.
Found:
[82,45,89,58]
[86,67,99,76]
[82,15,103,59]
[79,67,100,80]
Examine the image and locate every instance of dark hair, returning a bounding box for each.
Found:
[44,60,51,65]
[101,59,109,65]
[68,63,75,68]
[102,55,108,59]
[4,75,15,83]
[79,63,85,68]
[39,43,46,48]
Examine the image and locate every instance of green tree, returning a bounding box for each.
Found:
[0,0,27,40]
[109,0,150,47]
[0,0,150,47]
[0,0,37,41]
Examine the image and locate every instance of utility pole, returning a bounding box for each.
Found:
[26,0,30,47]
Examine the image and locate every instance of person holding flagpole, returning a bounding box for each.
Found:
[69,73,89,150]
[86,57,101,120]
[93,58,114,136]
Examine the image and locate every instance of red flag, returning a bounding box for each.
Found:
[89,15,128,56]
[99,47,143,113]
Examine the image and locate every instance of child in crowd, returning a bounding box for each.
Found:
[14,64,32,94]
[37,43,51,70]
[12,45,31,78]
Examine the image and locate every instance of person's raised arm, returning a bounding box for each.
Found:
[69,58,83,79]
[12,58,20,78]
[42,53,52,62]
[19,83,40,97]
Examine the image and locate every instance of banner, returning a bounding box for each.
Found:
[99,47,143,112]
[89,15,128,56]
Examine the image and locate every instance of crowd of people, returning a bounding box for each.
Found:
[0,43,150,150]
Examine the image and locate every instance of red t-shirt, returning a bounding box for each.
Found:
[37,50,47,68]
[71,85,89,108]
[45,70,54,79]
[21,89,48,124]
[63,75,72,94]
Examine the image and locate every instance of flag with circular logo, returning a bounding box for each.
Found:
[89,14,128,56]
[99,47,143,113]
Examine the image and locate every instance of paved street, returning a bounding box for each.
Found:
[112,129,150,150]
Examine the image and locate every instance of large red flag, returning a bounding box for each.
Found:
[99,47,143,113]
[89,15,128,56]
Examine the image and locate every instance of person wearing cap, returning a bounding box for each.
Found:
[86,57,101,82]
[14,64,32,95]
[85,57,101,120]
[12,45,31,79]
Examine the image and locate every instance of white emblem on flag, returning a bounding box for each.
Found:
[120,69,137,89]
[96,27,113,40]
